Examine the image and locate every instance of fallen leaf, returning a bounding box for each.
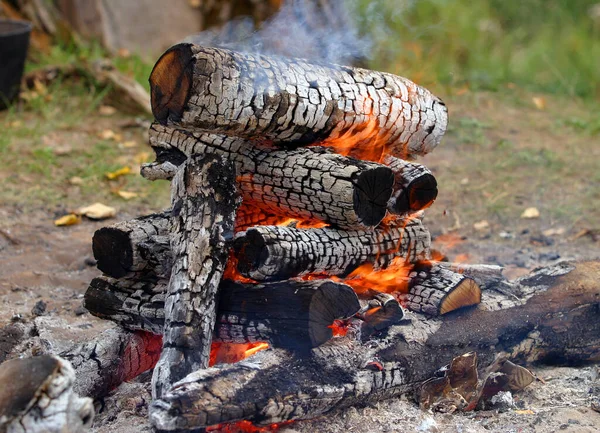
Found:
[69,176,84,186]
[77,203,116,220]
[514,409,535,415]
[99,105,117,116]
[121,140,138,148]
[98,129,122,141]
[54,214,81,226]
[542,227,565,237]
[532,96,546,110]
[521,207,540,219]
[473,220,490,231]
[116,190,138,200]
[105,166,131,180]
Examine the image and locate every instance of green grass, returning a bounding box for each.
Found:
[353,0,600,99]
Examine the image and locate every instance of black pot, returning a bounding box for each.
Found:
[0,19,32,110]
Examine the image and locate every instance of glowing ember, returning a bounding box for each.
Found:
[209,342,269,366]
[224,252,256,284]
[329,319,350,337]
[207,420,294,433]
[276,218,328,229]
[334,256,412,294]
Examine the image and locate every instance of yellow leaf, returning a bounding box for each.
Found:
[521,207,540,219]
[77,203,116,220]
[98,129,123,141]
[473,220,490,231]
[116,190,138,200]
[121,140,138,148]
[69,176,84,186]
[54,214,81,226]
[532,96,546,110]
[105,166,131,180]
[514,410,535,415]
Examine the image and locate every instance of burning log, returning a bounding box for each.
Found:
[149,44,448,157]
[233,219,431,281]
[60,328,162,399]
[404,263,482,316]
[384,156,438,214]
[148,261,600,430]
[152,153,240,398]
[358,291,405,339]
[84,276,361,350]
[234,204,288,231]
[143,124,395,228]
[0,355,95,433]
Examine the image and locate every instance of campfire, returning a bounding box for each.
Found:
[4,43,598,433]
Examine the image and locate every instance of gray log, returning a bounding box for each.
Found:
[143,124,395,229]
[384,155,438,214]
[149,43,448,158]
[234,218,431,281]
[152,154,240,398]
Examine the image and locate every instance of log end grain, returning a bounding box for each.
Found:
[394,173,438,213]
[150,43,195,125]
[440,278,481,315]
[353,166,395,226]
[92,227,133,279]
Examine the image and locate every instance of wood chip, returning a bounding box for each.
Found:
[116,190,138,200]
[77,203,116,220]
[521,207,540,219]
[54,214,81,226]
[473,220,490,231]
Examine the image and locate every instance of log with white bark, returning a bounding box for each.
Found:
[233,218,431,281]
[148,261,600,430]
[0,355,94,433]
[384,155,438,214]
[149,43,448,158]
[152,153,240,398]
[143,124,395,228]
[84,276,361,350]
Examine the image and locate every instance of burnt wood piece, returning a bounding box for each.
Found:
[149,43,447,158]
[148,261,600,430]
[384,156,438,214]
[0,355,94,433]
[233,219,431,281]
[60,328,162,399]
[235,205,288,231]
[84,276,360,350]
[438,262,505,289]
[92,212,172,279]
[152,154,240,398]
[143,124,395,228]
[358,291,405,339]
[404,263,482,316]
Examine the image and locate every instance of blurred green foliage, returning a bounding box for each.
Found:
[353,0,600,98]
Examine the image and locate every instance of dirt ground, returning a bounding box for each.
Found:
[0,87,599,432]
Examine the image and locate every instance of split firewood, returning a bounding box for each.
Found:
[403,263,482,316]
[59,328,161,399]
[149,43,447,158]
[233,219,431,281]
[152,153,240,398]
[384,156,438,214]
[148,261,600,430]
[84,276,360,350]
[143,124,395,228]
[0,355,94,433]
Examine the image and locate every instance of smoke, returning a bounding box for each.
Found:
[185,0,372,66]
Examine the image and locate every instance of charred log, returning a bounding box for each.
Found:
[384,156,438,214]
[233,219,430,281]
[149,43,447,158]
[404,263,482,316]
[148,261,600,430]
[143,124,395,228]
[152,154,240,398]
[84,276,361,350]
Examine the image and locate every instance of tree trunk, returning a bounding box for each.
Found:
[152,153,240,398]
[149,43,448,158]
[84,276,360,350]
[148,261,600,430]
[233,219,431,281]
[144,124,395,229]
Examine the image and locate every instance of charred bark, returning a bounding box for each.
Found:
[149,43,447,158]
[152,153,240,398]
[143,124,395,228]
[148,261,600,430]
[84,276,361,350]
[384,156,438,214]
[234,219,431,281]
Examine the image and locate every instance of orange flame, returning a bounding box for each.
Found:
[207,420,294,433]
[320,118,390,163]
[329,319,350,337]
[209,342,269,366]
[275,218,328,229]
[334,256,412,294]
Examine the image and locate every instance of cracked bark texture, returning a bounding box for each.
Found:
[84,276,360,350]
[148,261,600,430]
[150,43,448,158]
[60,328,161,399]
[233,218,431,281]
[144,124,394,228]
[384,155,438,214]
[152,153,240,399]
[402,263,482,316]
